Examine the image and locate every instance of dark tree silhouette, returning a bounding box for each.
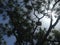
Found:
[0,0,60,45]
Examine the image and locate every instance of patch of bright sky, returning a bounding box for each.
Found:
[30,0,60,30]
[0,11,15,45]
[3,35,16,45]
[49,0,55,9]
[0,12,9,24]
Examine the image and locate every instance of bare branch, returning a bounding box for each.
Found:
[41,15,53,45]
[39,15,45,20]
[32,25,38,34]
[34,9,45,20]
[52,0,60,11]
[43,12,60,43]
[34,9,39,18]
[42,0,60,43]
[52,16,60,28]
[45,15,53,37]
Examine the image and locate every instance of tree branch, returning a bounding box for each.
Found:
[39,15,45,20]
[41,14,53,45]
[45,15,53,37]
[41,1,60,44]
[52,0,60,11]
[32,25,38,34]
[34,8,45,20]
[52,16,60,28]
[34,9,39,18]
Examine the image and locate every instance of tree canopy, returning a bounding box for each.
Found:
[0,0,60,45]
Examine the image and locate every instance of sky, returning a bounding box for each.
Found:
[0,13,16,45]
[3,35,16,45]
[30,9,60,30]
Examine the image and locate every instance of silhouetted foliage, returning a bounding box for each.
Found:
[0,0,60,45]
